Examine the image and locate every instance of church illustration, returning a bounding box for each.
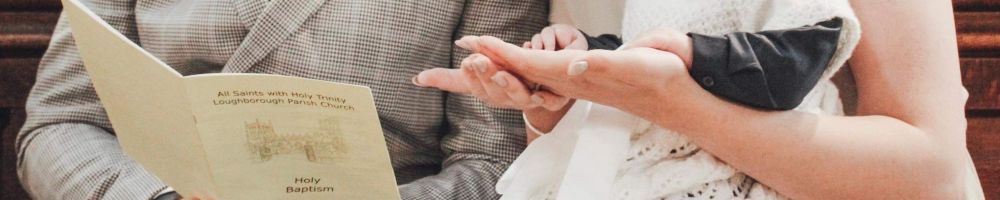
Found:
[244,117,347,163]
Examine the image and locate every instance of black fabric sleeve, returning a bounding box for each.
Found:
[580,31,623,50]
[687,17,844,110]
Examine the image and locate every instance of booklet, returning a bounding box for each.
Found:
[61,0,400,199]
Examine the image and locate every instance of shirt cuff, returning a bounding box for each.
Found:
[579,31,623,50]
[522,100,593,136]
[687,33,730,90]
[153,187,178,200]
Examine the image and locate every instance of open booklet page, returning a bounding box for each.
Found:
[185,74,398,199]
[62,0,399,199]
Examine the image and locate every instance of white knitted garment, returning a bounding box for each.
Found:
[617,0,861,199]
[620,0,861,199]
[496,0,861,200]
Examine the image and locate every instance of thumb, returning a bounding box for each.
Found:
[413,68,471,93]
[565,37,589,51]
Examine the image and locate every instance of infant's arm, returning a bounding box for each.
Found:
[585,18,844,110]
[688,18,845,110]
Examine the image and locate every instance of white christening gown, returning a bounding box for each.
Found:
[495,0,862,199]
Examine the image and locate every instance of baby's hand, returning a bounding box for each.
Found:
[525,24,588,51]
[412,53,570,111]
[622,28,693,68]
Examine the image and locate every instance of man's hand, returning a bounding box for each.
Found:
[413,53,571,134]
[413,54,569,111]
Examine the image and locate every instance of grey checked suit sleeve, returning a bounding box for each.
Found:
[395,0,549,199]
[15,1,170,199]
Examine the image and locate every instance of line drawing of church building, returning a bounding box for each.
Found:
[244,117,347,163]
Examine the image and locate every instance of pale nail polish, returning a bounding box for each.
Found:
[568,61,588,76]
[531,94,544,105]
[455,40,470,49]
[411,76,423,86]
[475,59,488,73]
[491,74,508,87]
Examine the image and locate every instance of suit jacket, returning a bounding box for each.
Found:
[15,0,549,199]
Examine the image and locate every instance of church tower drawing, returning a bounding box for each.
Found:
[245,117,347,163]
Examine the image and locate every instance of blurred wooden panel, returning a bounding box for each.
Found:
[1,2,58,200]
[956,12,1000,33]
[962,58,1000,110]
[954,0,1000,11]
[0,0,60,10]
[968,116,1000,200]
[0,11,59,49]
[956,12,1000,53]
[0,109,29,200]
[0,59,40,108]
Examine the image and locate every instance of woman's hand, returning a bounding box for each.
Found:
[458,35,691,113]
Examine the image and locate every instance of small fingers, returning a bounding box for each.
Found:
[565,30,589,50]
[531,34,543,50]
[541,27,556,51]
[553,25,577,49]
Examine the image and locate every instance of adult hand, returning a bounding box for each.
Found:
[413,53,570,111]
[459,36,692,113]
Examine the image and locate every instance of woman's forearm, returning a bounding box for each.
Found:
[614,0,970,198]
[625,79,966,199]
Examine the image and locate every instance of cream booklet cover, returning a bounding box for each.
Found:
[61,0,400,199]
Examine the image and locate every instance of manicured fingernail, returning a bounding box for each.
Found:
[531,94,544,105]
[475,59,488,73]
[411,76,424,86]
[491,74,508,87]
[568,61,589,76]
[455,40,470,49]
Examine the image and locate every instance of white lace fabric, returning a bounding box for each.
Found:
[497,0,862,199]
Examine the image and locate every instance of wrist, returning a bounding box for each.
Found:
[629,74,708,129]
[523,101,573,133]
[669,33,694,69]
[679,36,694,69]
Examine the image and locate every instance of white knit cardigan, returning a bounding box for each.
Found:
[496,0,862,199]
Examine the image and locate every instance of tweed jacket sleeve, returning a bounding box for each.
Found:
[15,0,171,199]
[395,0,549,199]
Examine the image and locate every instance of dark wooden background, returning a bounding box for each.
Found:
[1,0,998,199]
